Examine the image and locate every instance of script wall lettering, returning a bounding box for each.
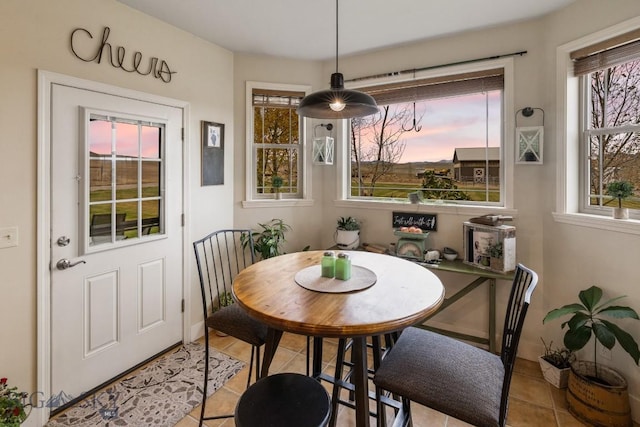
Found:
[71,27,176,83]
[392,211,438,231]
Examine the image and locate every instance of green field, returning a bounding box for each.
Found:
[350,180,501,202]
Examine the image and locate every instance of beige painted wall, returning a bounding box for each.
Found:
[2,0,640,422]
[0,0,235,405]
[232,54,326,253]
[233,0,640,418]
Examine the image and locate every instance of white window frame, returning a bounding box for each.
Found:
[335,58,516,216]
[554,16,640,235]
[243,81,314,208]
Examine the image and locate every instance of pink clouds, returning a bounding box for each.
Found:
[89,119,161,159]
[354,90,501,162]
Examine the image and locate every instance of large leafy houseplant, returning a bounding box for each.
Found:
[242,218,291,260]
[543,285,639,379]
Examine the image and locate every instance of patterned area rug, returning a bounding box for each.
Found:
[46,343,244,426]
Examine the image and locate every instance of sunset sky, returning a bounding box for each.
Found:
[89,119,161,159]
[357,90,502,163]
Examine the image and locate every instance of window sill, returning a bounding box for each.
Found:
[242,199,315,209]
[334,199,517,216]
[552,212,640,235]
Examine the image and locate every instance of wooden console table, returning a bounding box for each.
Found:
[329,246,515,353]
[415,259,514,353]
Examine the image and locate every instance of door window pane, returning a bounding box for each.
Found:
[115,122,139,157]
[89,205,113,244]
[115,158,139,200]
[89,158,112,202]
[141,125,161,159]
[88,114,165,247]
[141,162,161,197]
[141,199,162,236]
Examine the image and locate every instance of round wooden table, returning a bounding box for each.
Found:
[233,250,444,427]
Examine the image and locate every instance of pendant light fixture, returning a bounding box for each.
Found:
[297,0,378,119]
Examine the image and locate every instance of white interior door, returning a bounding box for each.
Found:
[50,84,183,399]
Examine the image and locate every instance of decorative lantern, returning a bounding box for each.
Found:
[313,136,334,165]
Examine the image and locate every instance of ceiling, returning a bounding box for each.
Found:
[116,0,575,61]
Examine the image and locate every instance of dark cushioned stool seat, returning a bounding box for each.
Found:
[374,263,539,427]
[235,373,331,427]
[375,327,505,426]
[207,304,268,347]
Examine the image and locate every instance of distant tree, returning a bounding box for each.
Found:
[350,104,418,196]
[589,60,640,199]
[254,107,299,193]
[420,170,469,200]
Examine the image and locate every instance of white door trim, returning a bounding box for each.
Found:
[36,70,192,425]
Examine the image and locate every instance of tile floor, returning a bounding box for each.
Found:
[174,331,640,427]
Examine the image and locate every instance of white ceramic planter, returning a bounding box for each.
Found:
[538,355,570,388]
[335,229,360,249]
[613,207,629,219]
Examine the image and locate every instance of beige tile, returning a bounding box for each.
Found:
[223,366,253,394]
[506,397,558,427]
[514,357,544,379]
[446,415,476,426]
[279,351,311,375]
[265,345,299,373]
[173,415,201,427]
[556,409,587,427]
[278,331,309,352]
[190,387,239,427]
[410,403,447,426]
[218,339,254,364]
[549,385,569,411]
[509,373,553,408]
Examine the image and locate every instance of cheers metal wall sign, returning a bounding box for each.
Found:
[70,26,176,83]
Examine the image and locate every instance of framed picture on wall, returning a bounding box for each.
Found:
[201,121,224,185]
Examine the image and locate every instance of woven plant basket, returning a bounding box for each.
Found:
[567,361,632,427]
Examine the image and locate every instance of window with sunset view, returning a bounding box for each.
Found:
[349,67,504,205]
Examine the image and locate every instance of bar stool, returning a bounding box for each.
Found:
[235,373,331,427]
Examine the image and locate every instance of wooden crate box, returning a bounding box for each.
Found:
[463,222,516,272]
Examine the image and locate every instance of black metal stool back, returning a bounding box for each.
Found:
[373,263,538,427]
[193,229,268,426]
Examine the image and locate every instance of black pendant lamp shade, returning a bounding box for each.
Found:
[297,1,378,119]
[297,72,379,119]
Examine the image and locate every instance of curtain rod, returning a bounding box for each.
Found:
[344,50,527,83]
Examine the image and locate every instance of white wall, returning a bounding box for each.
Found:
[2,0,640,422]
[233,0,640,419]
[0,0,235,403]
[232,54,327,252]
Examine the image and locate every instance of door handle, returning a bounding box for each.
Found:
[56,258,87,270]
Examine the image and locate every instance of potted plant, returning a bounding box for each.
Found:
[0,378,30,427]
[487,241,503,272]
[543,285,639,426]
[605,180,634,219]
[242,218,291,260]
[272,175,284,200]
[538,338,573,388]
[335,216,360,250]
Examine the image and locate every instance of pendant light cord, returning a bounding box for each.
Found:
[335,0,339,74]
